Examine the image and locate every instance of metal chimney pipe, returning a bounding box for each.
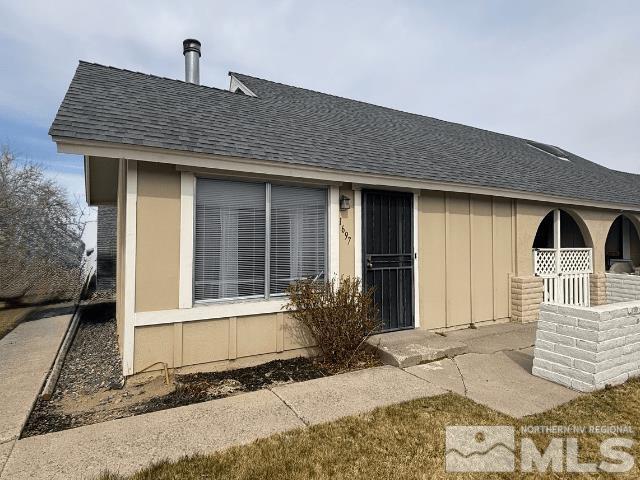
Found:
[182,39,201,85]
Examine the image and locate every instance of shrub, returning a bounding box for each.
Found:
[284,276,380,368]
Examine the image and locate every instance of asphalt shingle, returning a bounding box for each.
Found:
[50,62,640,208]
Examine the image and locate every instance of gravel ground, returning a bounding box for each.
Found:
[23,302,123,437]
[22,302,380,437]
[54,303,123,398]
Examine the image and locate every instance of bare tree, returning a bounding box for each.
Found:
[0,145,88,305]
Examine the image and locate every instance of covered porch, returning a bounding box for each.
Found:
[532,209,593,306]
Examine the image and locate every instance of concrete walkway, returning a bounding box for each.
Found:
[0,321,582,480]
[404,322,580,417]
[0,314,72,474]
[2,366,446,479]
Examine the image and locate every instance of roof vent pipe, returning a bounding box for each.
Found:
[182,39,201,85]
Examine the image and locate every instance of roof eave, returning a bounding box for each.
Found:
[51,136,640,213]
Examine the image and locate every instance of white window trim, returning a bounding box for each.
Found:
[179,171,194,308]
[135,298,288,326]
[413,191,421,328]
[187,176,337,306]
[123,159,137,376]
[329,186,340,279]
[353,188,362,280]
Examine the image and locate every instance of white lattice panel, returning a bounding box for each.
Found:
[560,248,592,274]
[535,247,592,307]
[534,249,556,276]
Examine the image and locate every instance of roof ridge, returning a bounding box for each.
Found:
[78,61,244,97]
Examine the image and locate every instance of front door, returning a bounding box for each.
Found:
[363,190,414,331]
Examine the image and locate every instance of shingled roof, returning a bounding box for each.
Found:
[50,61,640,209]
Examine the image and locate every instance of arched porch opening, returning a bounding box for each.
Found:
[604,214,640,273]
[532,209,591,249]
[532,209,593,306]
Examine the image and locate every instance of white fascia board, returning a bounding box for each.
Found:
[54,139,640,213]
[413,191,420,328]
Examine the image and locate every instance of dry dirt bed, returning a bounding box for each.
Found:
[23,303,378,437]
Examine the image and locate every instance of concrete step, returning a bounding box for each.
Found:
[366,329,468,368]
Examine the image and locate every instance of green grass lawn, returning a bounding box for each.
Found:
[100,378,640,480]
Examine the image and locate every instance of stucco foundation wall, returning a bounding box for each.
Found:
[605,273,640,304]
[533,302,640,392]
[418,191,514,329]
[133,313,315,373]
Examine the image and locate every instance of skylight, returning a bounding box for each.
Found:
[526,140,570,161]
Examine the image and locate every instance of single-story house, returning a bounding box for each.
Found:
[50,40,640,376]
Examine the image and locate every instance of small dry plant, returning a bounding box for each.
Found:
[285,276,380,369]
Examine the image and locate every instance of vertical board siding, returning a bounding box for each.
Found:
[493,198,513,318]
[420,191,514,329]
[470,196,494,323]
[420,192,447,329]
[445,193,472,327]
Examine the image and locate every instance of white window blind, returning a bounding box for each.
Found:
[194,178,327,302]
[194,179,265,301]
[270,185,327,294]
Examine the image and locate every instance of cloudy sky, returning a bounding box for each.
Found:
[1,0,639,249]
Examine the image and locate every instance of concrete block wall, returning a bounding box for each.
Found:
[606,273,640,304]
[590,273,607,306]
[533,302,640,392]
[511,276,543,323]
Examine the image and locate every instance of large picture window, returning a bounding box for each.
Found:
[194,178,327,302]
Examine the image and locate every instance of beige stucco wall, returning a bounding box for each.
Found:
[133,312,315,373]
[339,185,356,277]
[418,191,514,329]
[513,201,635,275]
[135,162,181,312]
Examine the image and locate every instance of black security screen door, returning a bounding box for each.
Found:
[363,190,414,331]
